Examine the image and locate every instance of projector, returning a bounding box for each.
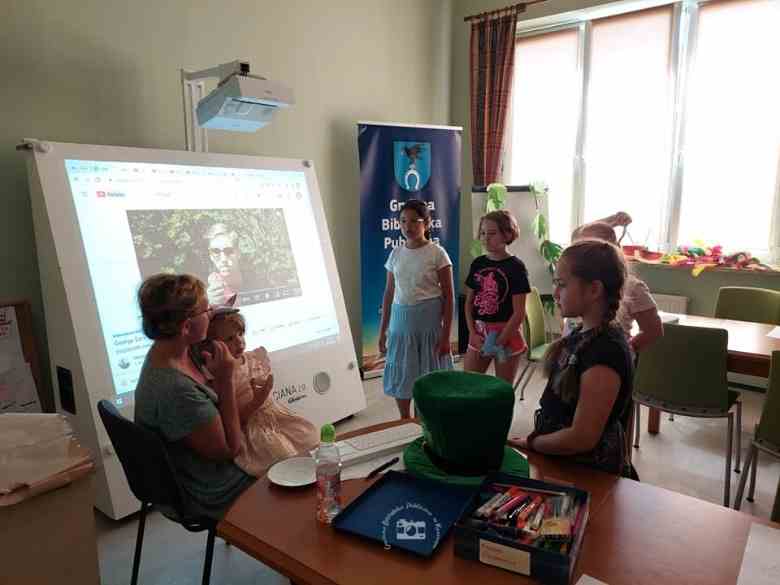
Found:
[196,74,294,132]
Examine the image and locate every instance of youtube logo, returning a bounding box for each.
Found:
[97,191,106,198]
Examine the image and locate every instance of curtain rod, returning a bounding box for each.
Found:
[464,0,548,22]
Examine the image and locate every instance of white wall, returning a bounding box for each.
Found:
[0,0,452,409]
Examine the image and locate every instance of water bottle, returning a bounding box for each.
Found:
[315,423,342,524]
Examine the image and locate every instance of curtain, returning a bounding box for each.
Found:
[469,9,519,186]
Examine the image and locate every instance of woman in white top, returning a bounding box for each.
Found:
[378,199,455,419]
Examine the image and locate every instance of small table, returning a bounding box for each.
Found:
[648,314,780,434]
[217,421,779,585]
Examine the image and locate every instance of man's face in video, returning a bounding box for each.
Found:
[209,233,240,277]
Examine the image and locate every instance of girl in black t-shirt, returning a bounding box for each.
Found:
[464,210,531,384]
[508,239,634,476]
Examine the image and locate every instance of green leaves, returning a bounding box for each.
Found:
[486,182,507,212]
[542,296,557,316]
[539,240,563,262]
[529,181,549,197]
[532,212,548,240]
[539,240,563,275]
[470,239,485,259]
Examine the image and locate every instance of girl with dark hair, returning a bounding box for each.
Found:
[134,273,255,519]
[379,199,455,419]
[508,240,635,476]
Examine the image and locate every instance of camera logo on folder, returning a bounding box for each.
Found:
[396,519,427,541]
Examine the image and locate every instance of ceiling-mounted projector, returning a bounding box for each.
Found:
[196,74,294,132]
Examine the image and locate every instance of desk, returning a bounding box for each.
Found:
[648,314,780,434]
[578,478,777,585]
[217,421,778,585]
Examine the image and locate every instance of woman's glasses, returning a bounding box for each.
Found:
[189,305,214,320]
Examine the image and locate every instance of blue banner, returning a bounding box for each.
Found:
[358,122,462,374]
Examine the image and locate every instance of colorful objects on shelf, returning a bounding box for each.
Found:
[625,241,776,276]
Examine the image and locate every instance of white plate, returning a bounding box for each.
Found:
[267,456,317,487]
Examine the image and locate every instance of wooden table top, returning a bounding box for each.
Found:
[674,314,780,361]
[218,420,779,585]
[219,420,619,585]
[578,479,778,585]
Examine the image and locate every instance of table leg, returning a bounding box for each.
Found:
[648,407,661,434]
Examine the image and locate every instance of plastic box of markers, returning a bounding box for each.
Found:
[453,472,590,585]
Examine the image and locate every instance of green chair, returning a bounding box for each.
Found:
[514,287,551,401]
[715,286,780,325]
[633,324,742,507]
[734,351,780,517]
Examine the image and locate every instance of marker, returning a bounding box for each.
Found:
[365,457,399,480]
[494,493,530,520]
[515,495,544,529]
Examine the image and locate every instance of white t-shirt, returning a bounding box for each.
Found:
[616,276,657,336]
[385,242,452,306]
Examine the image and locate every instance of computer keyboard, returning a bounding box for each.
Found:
[336,423,423,467]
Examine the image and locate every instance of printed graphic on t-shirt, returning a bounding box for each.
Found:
[474,268,510,317]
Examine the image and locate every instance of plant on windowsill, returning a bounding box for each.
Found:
[530,182,563,315]
[469,182,508,258]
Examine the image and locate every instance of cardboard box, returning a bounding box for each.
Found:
[453,473,590,585]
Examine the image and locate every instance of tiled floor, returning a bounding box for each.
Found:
[95,369,780,584]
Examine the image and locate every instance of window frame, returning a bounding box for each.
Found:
[505,0,780,262]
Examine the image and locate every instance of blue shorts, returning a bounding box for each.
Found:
[383,297,453,400]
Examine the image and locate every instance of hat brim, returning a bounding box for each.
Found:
[403,437,529,486]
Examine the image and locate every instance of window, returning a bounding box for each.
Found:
[677,0,780,255]
[508,0,780,260]
[584,7,674,250]
[510,29,580,244]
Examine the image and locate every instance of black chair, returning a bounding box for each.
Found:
[97,400,218,585]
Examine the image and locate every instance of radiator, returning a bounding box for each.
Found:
[651,293,689,314]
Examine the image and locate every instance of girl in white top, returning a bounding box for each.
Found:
[378,199,455,419]
[572,214,663,353]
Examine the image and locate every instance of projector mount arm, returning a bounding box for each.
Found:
[181,60,258,152]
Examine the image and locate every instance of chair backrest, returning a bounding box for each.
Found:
[756,351,780,449]
[634,323,730,411]
[715,286,780,325]
[97,400,185,511]
[525,287,546,350]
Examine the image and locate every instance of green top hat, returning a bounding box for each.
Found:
[404,371,529,485]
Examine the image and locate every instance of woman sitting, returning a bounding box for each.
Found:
[134,273,255,519]
[509,240,634,476]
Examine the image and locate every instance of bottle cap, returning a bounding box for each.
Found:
[320,423,336,443]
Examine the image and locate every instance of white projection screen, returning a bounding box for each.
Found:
[24,141,365,518]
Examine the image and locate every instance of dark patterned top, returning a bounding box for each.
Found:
[534,324,634,475]
[465,255,531,322]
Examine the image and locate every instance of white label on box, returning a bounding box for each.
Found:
[478,539,531,575]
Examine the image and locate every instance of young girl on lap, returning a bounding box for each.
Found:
[205,310,319,476]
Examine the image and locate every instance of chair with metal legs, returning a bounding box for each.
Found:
[513,287,550,400]
[734,351,780,514]
[98,400,219,585]
[632,324,742,507]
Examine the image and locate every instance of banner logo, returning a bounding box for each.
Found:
[394,142,431,191]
